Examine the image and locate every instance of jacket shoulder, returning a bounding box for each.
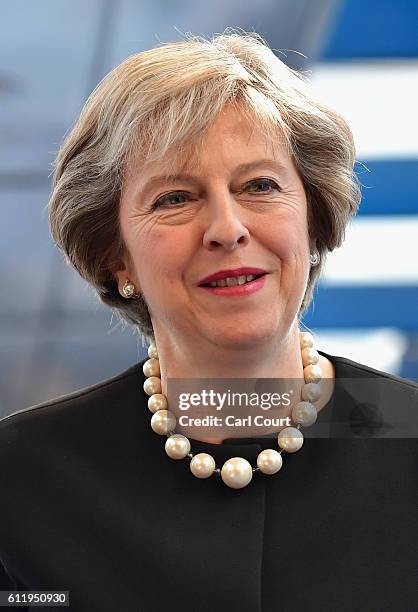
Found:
[0,360,146,434]
[319,349,418,389]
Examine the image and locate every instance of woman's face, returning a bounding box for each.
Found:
[116,103,313,349]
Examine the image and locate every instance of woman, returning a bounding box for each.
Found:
[1,30,417,611]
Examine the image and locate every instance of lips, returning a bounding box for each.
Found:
[198,267,268,286]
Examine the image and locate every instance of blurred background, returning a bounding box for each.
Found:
[1,0,417,417]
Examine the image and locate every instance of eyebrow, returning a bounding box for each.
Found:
[137,159,290,200]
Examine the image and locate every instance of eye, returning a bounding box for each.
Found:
[152,191,190,209]
[245,178,281,194]
[151,178,281,210]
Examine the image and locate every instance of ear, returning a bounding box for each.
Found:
[309,237,318,254]
[111,258,140,297]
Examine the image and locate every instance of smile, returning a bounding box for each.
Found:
[199,273,268,297]
[203,274,263,288]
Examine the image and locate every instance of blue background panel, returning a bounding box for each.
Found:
[356,160,418,216]
[323,0,418,60]
[303,285,418,330]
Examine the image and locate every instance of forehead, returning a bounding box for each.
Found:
[136,128,289,178]
[127,108,287,183]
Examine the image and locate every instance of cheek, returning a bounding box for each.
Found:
[264,216,308,261]
[137,227,189,284]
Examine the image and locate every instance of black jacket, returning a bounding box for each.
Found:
[1,351,417,611]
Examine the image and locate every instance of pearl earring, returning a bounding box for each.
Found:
[122,280,136,298]
[309,252,320,266]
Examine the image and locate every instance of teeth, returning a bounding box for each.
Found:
[208,274,258,288]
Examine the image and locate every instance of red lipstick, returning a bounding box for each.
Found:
[198,267,267,286]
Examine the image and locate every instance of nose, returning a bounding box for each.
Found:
[202,193,250,251]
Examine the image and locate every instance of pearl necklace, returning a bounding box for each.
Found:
[143,331,322,489]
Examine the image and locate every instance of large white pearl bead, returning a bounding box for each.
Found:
[278,427,304,453]
[221,457,253,489]
[291,401,318,426]
[190,453,216,478]
[143,358,160,378]
[303,364,322,384]
[257,449,283,475]
[148,393,167,413]
[165,434,191,459]
[301,347,319,366]
[148,343,158,359]
[150,409,176,435]
[144,376,162,396]
[301,382,321,403]
[299,331,314,349]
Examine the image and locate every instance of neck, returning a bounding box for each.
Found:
[148,323,336,444]
[154,322,304,391]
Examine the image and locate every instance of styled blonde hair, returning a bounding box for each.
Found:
[48,28,361,344]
